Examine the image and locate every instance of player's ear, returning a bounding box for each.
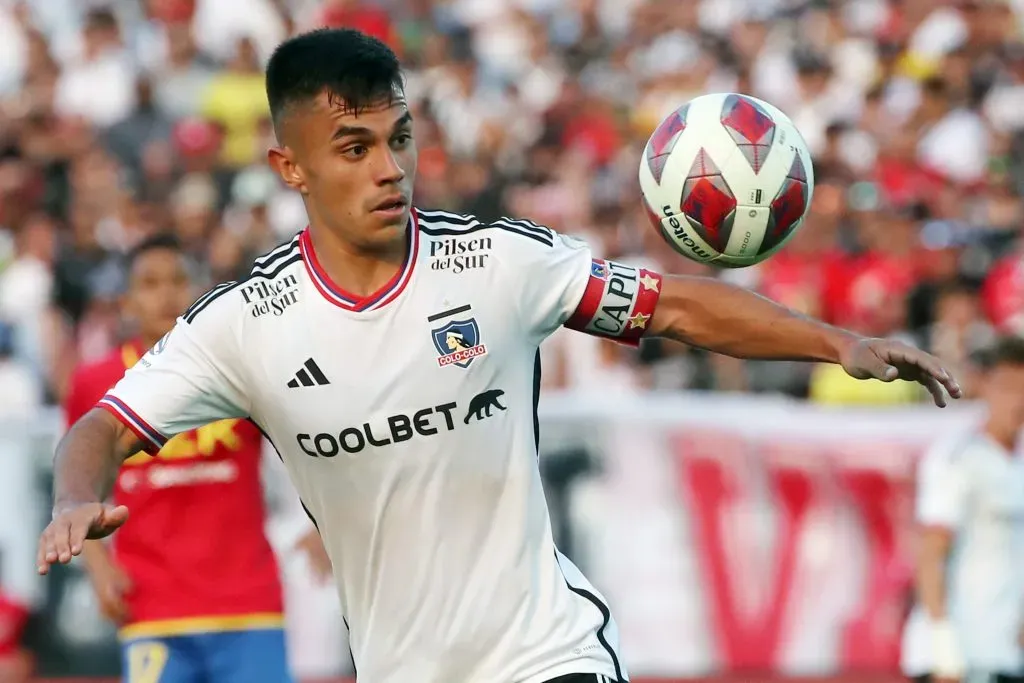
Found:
[268,146,307,194]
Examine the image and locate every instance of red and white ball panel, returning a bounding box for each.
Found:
[638,93,815,267]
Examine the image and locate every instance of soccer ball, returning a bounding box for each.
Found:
[638,93,814,268]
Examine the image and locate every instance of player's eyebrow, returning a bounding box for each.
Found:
[391,111,413,132]
[331,111,414,142]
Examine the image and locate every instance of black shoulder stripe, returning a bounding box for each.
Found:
[419,224,488,237]
[182,281,236,321]
[490,221,554,246]
[420,221,555,247]
[495,217,553,240]
[182,241,300,322]
[251,243,300,276]
[418,217,482,231]
[253,235,301,268]
[183,252,302,324]
[416,208,477,226]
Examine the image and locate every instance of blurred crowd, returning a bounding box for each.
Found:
[2,0,1024,415]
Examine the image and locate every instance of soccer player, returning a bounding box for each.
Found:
[38,29,961,683]
[901,338,1024,683]
[61,235,295,683]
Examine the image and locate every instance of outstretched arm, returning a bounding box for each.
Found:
[646,275,962,406]
[54,409,142,510]
[500,220,960,406]
[38,300,251,574]
[38,409,143,573]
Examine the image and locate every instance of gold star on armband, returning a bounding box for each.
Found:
[639,273,660,292]
[627,312,650,330]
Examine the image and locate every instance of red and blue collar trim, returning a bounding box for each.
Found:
[299,209,419,312]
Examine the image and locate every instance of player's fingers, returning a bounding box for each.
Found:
[923,376,947,408]
[68,515,95,557]
[906,350,961,399]
[862,350,898,382]
[883,345,961,396]
[37,528,57,574]
[888,345,949,382]
[55,518,75,564]
[102,505,129,531]
[86,505,128,540]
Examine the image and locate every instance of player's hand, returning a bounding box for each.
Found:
[84,548,133,624]
[839,338,962,407]
[294,529,332,584]
[37,503,129,575]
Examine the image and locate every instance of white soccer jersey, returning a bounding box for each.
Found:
[99,208,663,683]
[901,431,1024,676]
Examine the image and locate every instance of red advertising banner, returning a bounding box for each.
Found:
[539,392,979,677]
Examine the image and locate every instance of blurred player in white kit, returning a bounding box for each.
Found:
[902,337,1024,683]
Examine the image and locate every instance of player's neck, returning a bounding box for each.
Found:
[138,331,164,352]
[982,416,1019,454]
[307,223,408,299]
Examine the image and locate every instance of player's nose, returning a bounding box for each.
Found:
[375,148,405,185]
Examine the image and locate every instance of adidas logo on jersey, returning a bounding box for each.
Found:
[296,388,506,457]
[287,359,331,388]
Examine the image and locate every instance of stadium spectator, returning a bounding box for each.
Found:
[0,3,1023,453]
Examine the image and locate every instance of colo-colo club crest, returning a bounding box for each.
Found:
[431,316,487,369]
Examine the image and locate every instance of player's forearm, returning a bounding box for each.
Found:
[917,530,953,619]
[53,409,138,512]
[647,275,860,362]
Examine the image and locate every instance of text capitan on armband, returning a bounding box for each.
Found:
[588,261,640,336]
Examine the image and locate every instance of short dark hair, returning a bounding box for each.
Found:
[127,233,182,272]
[85,7,118,32]
[265,29,403,134]
[978,336,1024,370]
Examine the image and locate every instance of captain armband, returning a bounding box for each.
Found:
[564,259,663,347]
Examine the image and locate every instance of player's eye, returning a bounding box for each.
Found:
[391,133,412,148]
[341,144,368,160]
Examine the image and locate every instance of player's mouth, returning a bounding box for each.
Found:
[371,195,408,219]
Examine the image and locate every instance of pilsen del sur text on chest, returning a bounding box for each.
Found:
[241,274,300,317]
[430,236,491,274]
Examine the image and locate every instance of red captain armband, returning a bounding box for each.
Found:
[564,259,663,346]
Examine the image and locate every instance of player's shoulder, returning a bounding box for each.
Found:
[416,207,583,255]
[181,233,304,329]
[920,429,977,472]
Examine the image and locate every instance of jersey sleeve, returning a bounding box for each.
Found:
[915,440,970,530]
[500,219,663,346]
[98,299,250,455]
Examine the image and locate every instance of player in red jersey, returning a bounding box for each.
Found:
[62,235,297,683]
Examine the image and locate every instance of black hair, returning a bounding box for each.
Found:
[922,76,948,99]
[85,7,118,31]
[126,233,183,272]
[977,336,1024,370]
[934,278,979,300]
[265,28,404,136]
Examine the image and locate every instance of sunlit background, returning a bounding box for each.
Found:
[0,0,1021,680]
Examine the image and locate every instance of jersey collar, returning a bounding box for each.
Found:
[299,209,419,312]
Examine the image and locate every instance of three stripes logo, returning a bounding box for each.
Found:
[287,358,331,389]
